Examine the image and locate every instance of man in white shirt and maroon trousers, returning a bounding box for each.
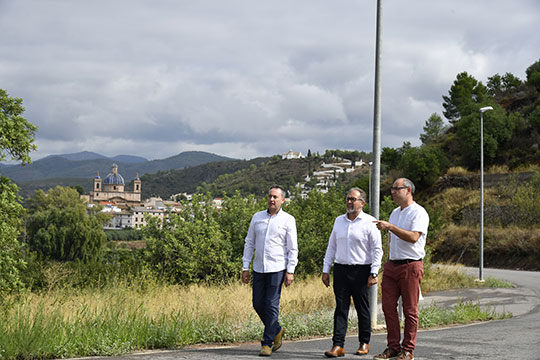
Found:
[242,185,298,357]
[322,187,383,357]
[373,178,429,360]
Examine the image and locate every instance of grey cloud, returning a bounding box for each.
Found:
[1,0,539,161]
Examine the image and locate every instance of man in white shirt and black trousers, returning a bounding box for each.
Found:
[242,185,298,357]
[322,187,383,357]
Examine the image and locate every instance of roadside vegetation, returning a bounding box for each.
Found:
[0,267,510,360]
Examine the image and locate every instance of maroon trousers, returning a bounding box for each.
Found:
[381,260,424,353]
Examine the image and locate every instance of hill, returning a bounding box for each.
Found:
[140,157,274,198]
[140,155,364,200]
[3,151,235,198]
[1,151,234,183]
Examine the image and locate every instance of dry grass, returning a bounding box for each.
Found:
[2,269,512,359]
[486,164,510,174]
[446,164,538,176]
[446,166,472,175]
[14,275,334,325]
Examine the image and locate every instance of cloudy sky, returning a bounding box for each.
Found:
[1,1,539,161]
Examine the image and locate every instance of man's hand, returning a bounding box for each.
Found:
[374,220,422,243]
[241,270,250,284]
[368,274,378,287]
[321,273,330,288]
[373,220,392,231]
[284,272,294,287]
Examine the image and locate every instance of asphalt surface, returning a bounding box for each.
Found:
[83,267,540,360]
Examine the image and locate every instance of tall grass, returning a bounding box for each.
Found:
[0,276,336,359]
[0,271,510,359]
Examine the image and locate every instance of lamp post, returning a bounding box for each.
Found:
[479,106,493,281]
[368,161,373,206]
[369,0,383,329]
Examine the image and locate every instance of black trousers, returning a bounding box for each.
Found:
[332,263,371,347]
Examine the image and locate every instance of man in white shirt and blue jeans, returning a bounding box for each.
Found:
[242,185,298,357]
[373,178,429,360]
[322,187,383,357]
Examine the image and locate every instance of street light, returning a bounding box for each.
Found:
[479,105,493,281]
[369,0,383,330]
[368,161,373,206]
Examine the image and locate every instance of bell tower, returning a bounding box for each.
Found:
[93,171,102,192]
[134,173,142,193]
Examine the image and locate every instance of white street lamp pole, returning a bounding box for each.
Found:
[479,106,493,281]
[368,161,373,206]
[369,0,383,330]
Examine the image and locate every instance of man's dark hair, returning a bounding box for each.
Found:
[269,185,286,199]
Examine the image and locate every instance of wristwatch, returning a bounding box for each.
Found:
[371,273,378,278]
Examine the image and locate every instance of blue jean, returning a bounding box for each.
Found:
[252,270,285,346]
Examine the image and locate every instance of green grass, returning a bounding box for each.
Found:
[419,300,512,328]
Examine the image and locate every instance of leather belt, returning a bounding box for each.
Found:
[390,259,422,265]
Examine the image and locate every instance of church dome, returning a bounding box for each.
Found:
[103,163,125,185]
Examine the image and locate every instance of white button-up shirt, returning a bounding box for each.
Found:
[242,208,298,274]
[323,211,383,274]
[389,201,429,260]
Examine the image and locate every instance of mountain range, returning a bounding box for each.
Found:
[0,151,235,184]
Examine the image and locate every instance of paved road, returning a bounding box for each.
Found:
[89,267,540,360]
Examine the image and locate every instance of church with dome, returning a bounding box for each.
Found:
[89,163,142,207]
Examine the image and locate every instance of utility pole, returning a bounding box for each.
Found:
[369,0,383,330]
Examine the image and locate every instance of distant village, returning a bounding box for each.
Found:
[84,150,366,230]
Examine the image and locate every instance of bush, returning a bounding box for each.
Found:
[143,194,239,285]
[105,229,142,241]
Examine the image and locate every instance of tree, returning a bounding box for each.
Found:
[399,145,449,188]
[287,187,344,274]
[143,193,238,284]
[529,105,540,131]
[442,72,487,123]
[216,191,263,258]
[26,186,107,262]
[0,177,26,294]
[456,105,514,169]
[487,72,523,96]
[420,113,448,145]
[0,89,38,164]
[71,185,85,195]
[525,58,540,91]
[0,89,38,294]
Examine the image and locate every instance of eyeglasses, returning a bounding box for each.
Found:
[346,197,363,202]
[390,186,408,191]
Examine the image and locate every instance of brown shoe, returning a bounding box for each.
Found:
[396,350,414,360]
[373,347,400,359]
[324,345,346,357]
[259,345,272,357]
[272,328,285,352]
[355,343,369,355]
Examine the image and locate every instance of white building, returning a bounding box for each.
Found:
[131,206,165,229]
[281,149,305,160]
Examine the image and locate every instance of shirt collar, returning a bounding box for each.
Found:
[267,208,282,217]
[344,210,364,222]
